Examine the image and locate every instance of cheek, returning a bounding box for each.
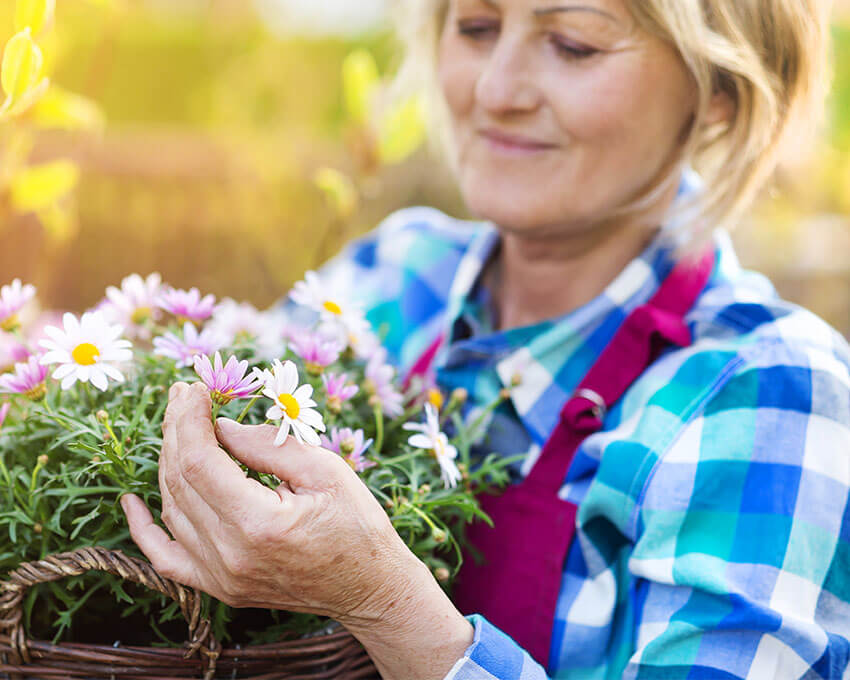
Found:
[437,40,478,132]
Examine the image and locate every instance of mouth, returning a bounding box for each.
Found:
[478,128,556,155]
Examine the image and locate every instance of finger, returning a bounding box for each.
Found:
[159,478,208,558]
[121,493,204,588]
[215,418,344,492]
[170,383,279,518]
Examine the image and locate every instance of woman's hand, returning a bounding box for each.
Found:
[121,381,473,679]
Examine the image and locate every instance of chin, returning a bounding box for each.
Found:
[461,174,565,233]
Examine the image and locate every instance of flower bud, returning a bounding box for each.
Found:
[434,567,450,583]
[499,388,512,401]
[96,410,109,423]
[418,483,431,496]
[33,523,42,534]
[92,455,101,463]
[450,387,468,405]
[326,395,342,414]
[37,454,48,466]
[340,436,356,456]
[432,528,447,544]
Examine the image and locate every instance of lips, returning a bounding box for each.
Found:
[479,128,555,151]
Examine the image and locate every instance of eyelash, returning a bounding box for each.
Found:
[456,22,598,60]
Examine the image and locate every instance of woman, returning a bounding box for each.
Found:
[121,0,850,677]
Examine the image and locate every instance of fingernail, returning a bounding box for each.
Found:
[216,417,238,433]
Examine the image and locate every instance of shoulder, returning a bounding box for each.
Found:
[319,206,487,366]
[589,237,850,534]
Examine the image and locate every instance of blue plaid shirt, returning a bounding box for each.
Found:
[313,206,850,679]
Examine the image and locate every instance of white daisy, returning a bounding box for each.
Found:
[403,403,462,489]
[260,359,326,446]
[289,271,370,346]
[38,312,133,391]
[207,299,288,359]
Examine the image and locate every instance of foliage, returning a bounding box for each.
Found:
[0,0,103,245]
[0,278,516,647]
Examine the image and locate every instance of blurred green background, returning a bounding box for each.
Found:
[3,0,850,332]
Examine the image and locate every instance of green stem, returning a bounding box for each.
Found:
[236,395,260,423]
[373,404,384,456]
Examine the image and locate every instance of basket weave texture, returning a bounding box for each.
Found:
[0,547,379,679]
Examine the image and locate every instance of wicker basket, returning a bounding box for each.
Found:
[0,547,379,679]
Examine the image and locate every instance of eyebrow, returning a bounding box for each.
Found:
[480,0,621,24]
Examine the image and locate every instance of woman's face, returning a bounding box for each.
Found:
[437,0,698,236]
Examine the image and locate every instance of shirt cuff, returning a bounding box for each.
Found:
[443,614,549,680]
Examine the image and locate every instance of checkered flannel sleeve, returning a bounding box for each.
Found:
[444,615,549,680]
[624,339,850,679]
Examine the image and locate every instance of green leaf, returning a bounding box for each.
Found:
[15,0,55,36]
[313,166,358,219]
[377,93,426,165]
[342,48,379,124]
[10,160,79,214]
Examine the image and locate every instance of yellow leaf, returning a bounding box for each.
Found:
[15,0,55,36]
[342,49,379,125]
[377,94,426,165]
[10,160,80,214]
[1,29,43,107]
[31,87,104,131]
[38,202,77,244]
[313,167,359,220]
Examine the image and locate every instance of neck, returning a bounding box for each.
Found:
[491,218,658,330]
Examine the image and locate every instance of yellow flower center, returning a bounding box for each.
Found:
[1,314,20,333]
[131,306,152,324]
[427,388,444,410]
[323,300,343,316]
[72,343,100,366]
[278,393,300,419]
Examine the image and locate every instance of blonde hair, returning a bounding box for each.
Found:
[390,0,833,244]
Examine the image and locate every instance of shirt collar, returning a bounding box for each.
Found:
[436,172,705,444]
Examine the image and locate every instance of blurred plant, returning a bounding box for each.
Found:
[0,272,516,646]
[311,48,427,262]
[0,0,104,245]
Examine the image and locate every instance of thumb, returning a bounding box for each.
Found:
[214,418,337,491]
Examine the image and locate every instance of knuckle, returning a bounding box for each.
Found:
[180,448,207,481]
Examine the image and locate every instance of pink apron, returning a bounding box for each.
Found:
[406,250,715,668]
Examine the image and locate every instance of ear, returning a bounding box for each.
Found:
[704,89,736,127]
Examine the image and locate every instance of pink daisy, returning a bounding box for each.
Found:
[321,372,358,413]
[153,322,225,367]
[289,331,344,374]
[0,356,49,401]
[0,279,36,332]
[364,348,404,417]
[321,427,375,472]
[193,351,263,406]
[156,287,216,323]
[0,333,31,372]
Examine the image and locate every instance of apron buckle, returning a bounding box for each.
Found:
[574,388,607,421]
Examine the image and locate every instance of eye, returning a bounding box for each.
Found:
[457,19,500,40]
[549,35,598,60]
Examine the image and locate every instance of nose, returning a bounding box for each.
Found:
[474,35,542,114]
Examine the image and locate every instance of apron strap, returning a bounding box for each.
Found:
[524,249,716,493]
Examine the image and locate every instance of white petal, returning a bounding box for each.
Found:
[60,371,79,390]
[292,420,321,446]
[274,422,291,446]
[90,369,108,392]
[292,383,313,403]
[100,363,125,382]
[281,360,298,394]
[40,350,70,365]
[266,405,283,420]
[408,434,434,450]
[297,408,325,430]
[52,363,77,380]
